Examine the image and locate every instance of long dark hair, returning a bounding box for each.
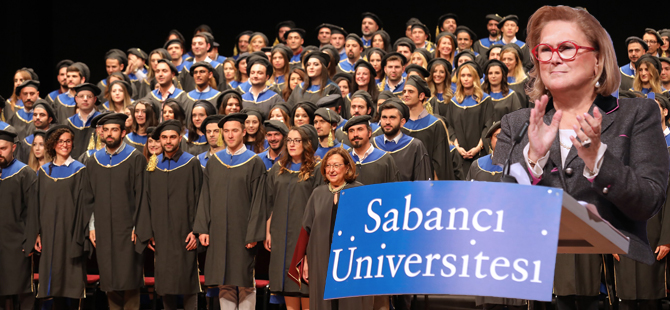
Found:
[163,100,186,127]
[131,100,158,135]
[245,113,267,154]
[188,102,217,142]
[271,49,291,87]
[278,127,317,181]
[303,60,330,96]
[482,63,510,95]
[282,68,307,101]
[350,66,380,102]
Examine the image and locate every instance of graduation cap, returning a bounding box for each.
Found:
[72,62,91,82]
[261,46,272,53]
[105,49,129,67]
[456,60,483,79]
[364,47,387,62]
[436,32,456,46]
[168,29,186,43]
[410,23,431,40]
[378,90,396,101]
[250,32,269,46]
[455,26,477,42]
[217,89,243,110]
[91,111,111,128]
[156,59,178,75]
[194,24,213,36]
[351,90,375,114]
[486,43,506,58]
[428,58,453,74]
[97,113,128,127]
[246,56,273,77]
[645,28,663,44]
[292,101,318,119]
[659,29,670,38]
[199,114,224,133]
[276,21,296,32]
[405,64,430,79]
[56,59,74,72]
[316,94,344,110]
[235,53,250,69]
[660,57,670,66]
[109,80,133,98]
[299,124,319,149]
[405,75,431,98]
[315,107,340,124]
[437,13,459,26]
[354,59,376,76]
[454,50,477,65]
[33,100,57,123]
[485,14,503,22]
[329,24,348,36]
[485,121,502,138]
[320,45,341,64]
[192,100,218,117]
[190,61,215,75]
[33,129,47,140]
[303,51,330,67]
[393,37,416,53]
[343,115,372,132]
[74,83,102,97]
[485,59,509,77]
[14,80,40,96]
[498,15,519,28]
[300,46,320,65]
[346,34,364,47]
[625,36,648,51]
[264,120,289,136]
[272,44,293,60]
[45,124,74,142]
[283,28,306,40]
[152,119,183,140]
[146,126,156,137]
[332,72,353,85]
[382,52,408,69]
[654,93,670,120]
[361,12,383,28]
[150,48,171,61]
[218,112,248,128]
[242,107,265,123]
[270,102,291,115]
[380,97,410,120]
[0,126,18,143]
[127,48,148,60]
[164,39,184,50]
[414,48,433,62]
[20,67,39,81]
[636,54,662,73]
[315,23,332,33]
[0,95,5,110]
[406,18,422,28]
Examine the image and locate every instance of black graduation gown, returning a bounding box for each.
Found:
[444,95,493,173]
[0,160,36,296]
[67,111,101,159]
[508,77,530,108]
[482,91,524,154]
[135,150,202,295]
[450,145,465,180]
[8,109,34,140]
[302,182,374,310]
[619,67,634,92]
[36,160,94,299]
[286,82,342,110]
[612,140,670,300]
[53,93,77,125]
[143,89,192,123]
[86,145,146,292]
[193,149,266,287]
[181,133,209,156]
[371,134,432,181]
[403,113,456,180]
[264,162,323,295]
[350,148,399,185]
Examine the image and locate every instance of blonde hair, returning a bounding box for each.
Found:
[108,82,133,112]
[410,51,428,68]
[427,62,454,101]
[454,64,484,103]
[10,69,32,111]
[526,5,620,101]
[434,35,455,63]
[28,135,50,172]
[248,34,268,53]
[633,61,663,93]
[501,48,526,82]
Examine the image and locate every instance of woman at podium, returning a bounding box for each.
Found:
[493,6,669,310]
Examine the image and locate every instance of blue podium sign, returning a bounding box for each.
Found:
[324,181,563,302]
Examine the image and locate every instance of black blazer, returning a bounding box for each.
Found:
[493,95,669,265]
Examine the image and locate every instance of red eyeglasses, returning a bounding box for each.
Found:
[532,41,596,63]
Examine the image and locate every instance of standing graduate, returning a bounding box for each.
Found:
[182,101,217,155]
[345,115,399,185]
[86,113,146,310]
[619,37,647,91]
[135,120,202,310]
[258,120,289,170]
[54,63,89,125]
[500,44,529,104]
[145,60,190,117]
[77,112,109,165]
[286,52,341,108]
[197,114,225,169]
[0,127,37,310]
[426,58,454,117]
[124,100,158,151]
[34,125,94,309]
[263,126,323,310]
[97,50,128,103]
[284,28,306,68]
[494,15,533,72]
[242,57,282,118]
[194,113,266,310]
[373,98,432,181]
[46,60,74,106]
[67,83,102,159]
[473,14,503,56]
[10,80,39,140]
[314,107,350,159]
[186,62,222,107]
[294,147,372,310]
[446,61,493,173]
[481,60,524,121]
[378,53,407,96]
[242,107,268,153]
[402,75,456,180]
[612,94,670,310]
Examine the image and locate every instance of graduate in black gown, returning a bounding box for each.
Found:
[500,44,530,106]
[9,80,39,140]
[196,115,225,169]
[345,115,399,185]
[0,127,37,310]
[67,83,102,159]
[54,63,89,125]
[286,52,342,109]
[372,98,432,181]
[34,125,94,308]
[135,120,202,310]
[194,113,266,310]
[124,100,159,151]
[619,37,647,92]
[482,60,524,121]
[262,126,323,309]
[86,113,145,310]
[612,94,670,310]
[446,61,493,173]
[291,147,372,310]
[401,75,456,180]
[314,107,350,160]
[426,58,454,118]
[182,101,216,155]
[258,120,288,170]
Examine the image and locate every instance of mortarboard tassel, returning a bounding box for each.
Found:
[95,134,103,150]
[327,131,335,147]
[233,46,239,57]
[87,133,95,151]
[273,38,279,46]
[216,131,224,147]
[146,153,158,171]
[424,101,434,115]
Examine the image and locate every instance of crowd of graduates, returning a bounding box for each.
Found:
[2,5,670,310]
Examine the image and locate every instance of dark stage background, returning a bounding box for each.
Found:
[0,1,659,96]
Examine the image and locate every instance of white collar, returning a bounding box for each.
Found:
[664,127,670,137]
[225,145,247,156]
[384,132,403,144]
[195,86,212,93]
[354,144,375,161]
[53,156,75,167]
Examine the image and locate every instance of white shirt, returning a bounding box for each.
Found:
[226,145,247,156]
[354,144,375,162]
[384,132,403,144]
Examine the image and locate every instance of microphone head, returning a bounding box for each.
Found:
[514,121,529,144]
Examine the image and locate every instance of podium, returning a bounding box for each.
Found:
[558,193,629,254]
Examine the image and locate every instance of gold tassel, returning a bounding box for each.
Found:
[273,38,279,46]
[95,134,103,150]
[216,131,224,147]
[146,153,157,171]
[233,46,238,57]
[424,101,434,115]
[87,133,95,151]
[327,131,335,147]
[435,26,440,40]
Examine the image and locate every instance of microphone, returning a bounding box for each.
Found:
[501,121,529,183]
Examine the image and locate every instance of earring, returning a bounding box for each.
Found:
[595,81,601,88]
